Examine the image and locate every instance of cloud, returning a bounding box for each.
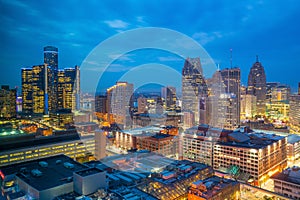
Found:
[158,56,182,62]
[104,19,129,29]
[192,32,223,45]
[108,54,134,62]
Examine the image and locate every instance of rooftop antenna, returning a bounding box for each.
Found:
[256,55,259,62]
[230,48,233,68]
[217,63,220,71]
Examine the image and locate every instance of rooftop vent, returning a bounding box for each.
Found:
[39,161,48,168]
[56,160,62,164]
[31,169,42,177]
[64,162,74,169]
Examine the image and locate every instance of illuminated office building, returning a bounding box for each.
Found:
[266,82,279,102]
[57,66,80,111]
[213,128,287,186]
[220,67,241,126]
[161,86,176,110]
[247,56,267,115]
[182,57,208,124]
[32,65,48,114]
[289,94,300,133]
[107,82,134,129]
[207,70,239,129]
[0,132,95,166]
[21,68,33,114]
[0,85,17,118]
[44,46,58,112]
[95,94,107,113]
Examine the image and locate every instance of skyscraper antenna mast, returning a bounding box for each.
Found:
[256,55,259,62]
[230,48,233,68]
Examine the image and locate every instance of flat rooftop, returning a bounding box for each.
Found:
[287,134,300,144]
[0,154,88,191]
[190,176,239,198]
[123,126,163,136]
[75,168,104,177]
[271,166,300,185]
[218,131,285,149]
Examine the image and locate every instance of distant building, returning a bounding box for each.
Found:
[161,86,176,110]
[107,82,134,129]
[213,127,287,186]
[289,94,300,133]
[266,82,279,102]
[247,56,267,115]
[188,176,240,200]
[137,96,147,114]
[241,94,257,119]
[182,57,208,124]
[183,111,195,129]
[271,166,300,200]
[0,85,17,118]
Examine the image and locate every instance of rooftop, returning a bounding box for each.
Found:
[75,168,104,177]
[271,166,300,185]
[189,176,239,198]
[122,126,163,136]
[218,130,285,149]
[0,155,88,191]
[287,134,300,144]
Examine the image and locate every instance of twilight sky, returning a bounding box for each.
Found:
[1,0,300,93]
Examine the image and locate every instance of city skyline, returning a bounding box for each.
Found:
[1,0,300,92]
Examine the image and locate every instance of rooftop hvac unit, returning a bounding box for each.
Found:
[31,169,42,177]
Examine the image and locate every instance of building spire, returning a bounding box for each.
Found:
[230,48,233,68]
[256,55,259,62]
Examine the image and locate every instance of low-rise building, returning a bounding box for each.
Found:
[188,176,240,200]
[271,166,300,200]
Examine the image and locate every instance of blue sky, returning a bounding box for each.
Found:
[1,0,300,93]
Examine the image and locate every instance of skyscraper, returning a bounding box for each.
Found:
[289,94,300,133]
[0,85,17,118]
[21,68,33,114]
[161,86,176,110]
[32,65,48,114]
[182,57,208,124]
[44,46,58,112]
[220,67,241,126]
[107,82,134,129]
[247,56,267,115]
[57,66,80,111]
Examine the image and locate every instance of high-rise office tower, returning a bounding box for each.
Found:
[247,56,267,115]
[95,94,107,113]
[21,68,33,114]
[220,67,241,126]
[161,86,176,109]
[44,46,58,112]
[32,65,48,114]
[182,57,208,124]
[298,82,300,95]
[0,85,17,118]
[266,82,279,102]
[57,66,80,111]
[107,82,134,129]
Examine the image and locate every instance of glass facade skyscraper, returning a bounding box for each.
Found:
[182,57,208,124]
[44,46,58,112]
